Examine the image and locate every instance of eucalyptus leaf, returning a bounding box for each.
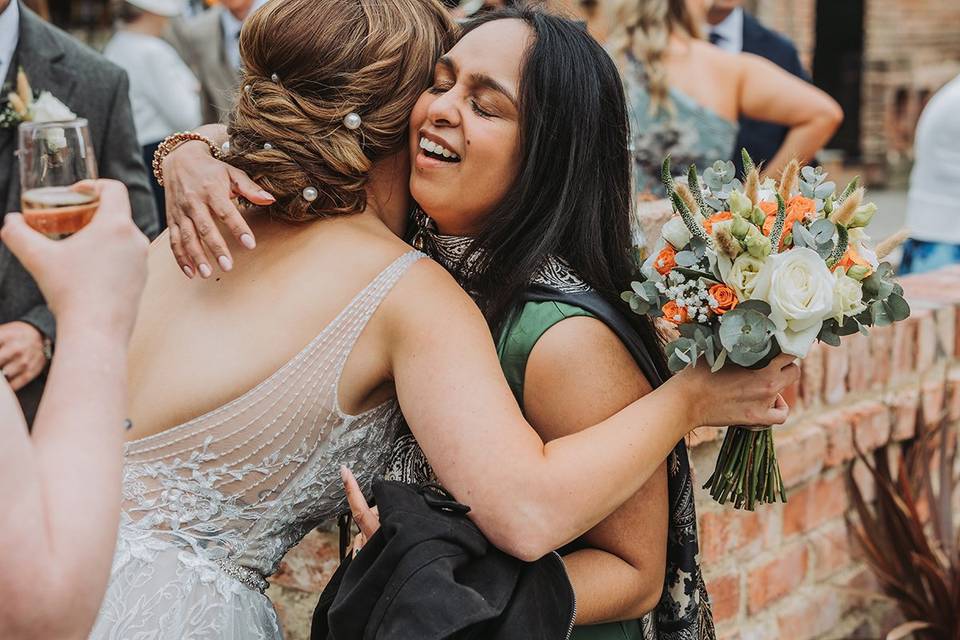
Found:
[870,300,893,326]
[885,293,911,321]
[819,329,841,347]
[810,218,836,239]
[726,342,773,367]
[675,267,719,282]
[690,235,708,258]
[792,222,816,249]
[814,181,836,199]
[675,251,698,267]
[736,299,773,315]
[710,348,728,373]
[799,182,815,198]
[801,165,817,182]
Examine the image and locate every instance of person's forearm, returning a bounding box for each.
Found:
[764,114,841,179]
[26,314,129,633]
[448,379,692,560]
[563,549,661,624]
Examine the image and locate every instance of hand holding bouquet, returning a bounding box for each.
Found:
[622,151,911,510]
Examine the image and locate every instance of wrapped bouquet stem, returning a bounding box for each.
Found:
[622,151,911,510]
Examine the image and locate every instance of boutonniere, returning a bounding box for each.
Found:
[0,67,76,128]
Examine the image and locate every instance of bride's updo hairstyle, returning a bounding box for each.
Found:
[225,0,456,222]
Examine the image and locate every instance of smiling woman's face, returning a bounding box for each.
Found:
[408,19,531,236]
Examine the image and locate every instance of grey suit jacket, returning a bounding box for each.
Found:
[166,7,239,124]
[0,4,158,423]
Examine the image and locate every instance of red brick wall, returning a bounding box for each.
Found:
[266,265,960,640]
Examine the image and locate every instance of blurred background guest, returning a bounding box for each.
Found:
[706,0,810,175]
[606,0,842,198]
[899,73,960,275]
[166,0,267,124]
[105,0,201,226]
[0,0,157,426]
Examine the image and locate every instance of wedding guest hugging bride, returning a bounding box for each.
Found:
[93,0,799,637]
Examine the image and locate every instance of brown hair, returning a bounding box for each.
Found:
[226,0,457,222]
[606,0,702,113]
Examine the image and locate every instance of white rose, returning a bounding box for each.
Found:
[30,91,77,123]
[832,270,867,323]
[661,216,692,249]
[722,253,765,301]
[751,247,836,357]
[847,227,880,270]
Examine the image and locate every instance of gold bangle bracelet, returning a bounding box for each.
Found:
[152,131,223,187]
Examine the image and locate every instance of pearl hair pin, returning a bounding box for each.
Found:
[221,140,231,154]
[263,142,273,150]
[270,73,279,82]
[302,187,319,202]
[343,112,362,130]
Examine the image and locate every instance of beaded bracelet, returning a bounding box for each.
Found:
[152,132,223,187]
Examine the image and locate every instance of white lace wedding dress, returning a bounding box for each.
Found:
[89,251,423,639]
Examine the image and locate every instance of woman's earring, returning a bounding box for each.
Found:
[411,207,437,254]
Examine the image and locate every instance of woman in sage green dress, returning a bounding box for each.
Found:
[384,8,713,640]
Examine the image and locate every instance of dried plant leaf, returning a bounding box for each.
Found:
[877,229,911,259]
[886,621,934,640]
[778,158,800,200]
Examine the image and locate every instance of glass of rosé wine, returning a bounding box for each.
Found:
[18,118,99,239]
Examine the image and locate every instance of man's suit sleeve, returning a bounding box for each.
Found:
[102,69,159,240]
[781,40,810,83]
[19,304,55,342]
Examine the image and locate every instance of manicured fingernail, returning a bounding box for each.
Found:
[340,465,349,481]
[182,265,194,278]
[240,233,256,249]
[198,263,212,278]
[218,255,233,271]
[259,190,275,202]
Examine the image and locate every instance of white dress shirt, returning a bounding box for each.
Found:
[709,7,744,54]
[0,0,20,85]
[103,31,202,145]
[220,0,269,71]
[905,74,960,244]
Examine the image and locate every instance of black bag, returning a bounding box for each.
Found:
[311,481,575,640]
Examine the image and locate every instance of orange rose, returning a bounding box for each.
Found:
[834,244,873,274]
[662,301,689,325]
[762,196,817,242]
[786,195,816,219]
[703,211,733,234]
[708,284,738,315]
[653,245,677,276]
[758,200,778,217]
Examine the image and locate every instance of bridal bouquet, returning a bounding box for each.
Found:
[622,151,911,510]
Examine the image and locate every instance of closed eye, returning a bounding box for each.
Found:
[471,100,494,118]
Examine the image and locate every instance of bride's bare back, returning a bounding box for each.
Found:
[126,211,413,442]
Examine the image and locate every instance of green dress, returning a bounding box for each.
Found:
[496,300,645,640]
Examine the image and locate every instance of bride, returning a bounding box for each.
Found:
[90,0,797,637]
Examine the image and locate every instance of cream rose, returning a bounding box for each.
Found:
[832,270,867,323]
[661,215,692,250]
[722,253,765,301]
[750,247,835,357]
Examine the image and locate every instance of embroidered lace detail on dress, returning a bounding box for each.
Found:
[89,250,424,640]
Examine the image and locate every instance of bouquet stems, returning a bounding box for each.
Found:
[703,426,786,510]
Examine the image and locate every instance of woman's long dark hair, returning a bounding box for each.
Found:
[456,7,669,374]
